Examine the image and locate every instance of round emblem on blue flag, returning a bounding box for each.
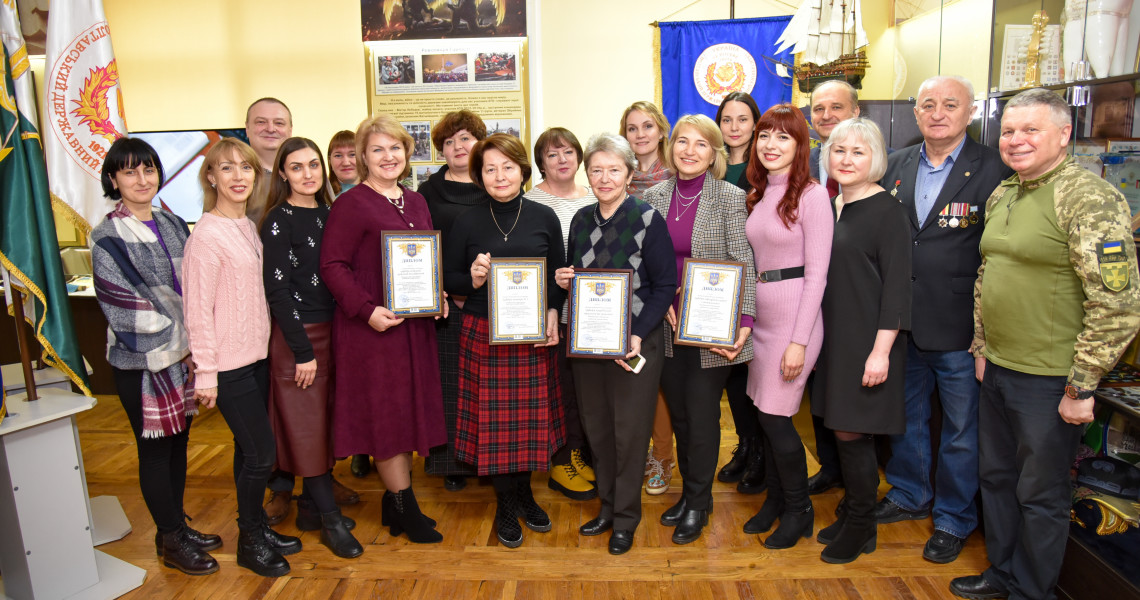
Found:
[692,43,757,105]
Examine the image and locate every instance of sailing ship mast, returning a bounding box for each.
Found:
[775,0,871,93]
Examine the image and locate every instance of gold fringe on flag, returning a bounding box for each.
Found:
[0,250,93,397]
[652,24,662,111]
[50,191,94,236]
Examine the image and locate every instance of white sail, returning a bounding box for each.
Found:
[775,0,869,66]
[827,0,846,61]
[775,0,814,54]
[805,2,824,64]
[853,0,868,49]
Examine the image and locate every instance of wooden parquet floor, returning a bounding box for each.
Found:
[64,394,985,599]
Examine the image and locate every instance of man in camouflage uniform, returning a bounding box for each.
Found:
[950,88,1140,600]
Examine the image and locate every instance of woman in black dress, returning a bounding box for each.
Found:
[812,118,911,564]
[418,110,488,491]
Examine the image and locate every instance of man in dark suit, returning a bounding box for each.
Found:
[875,75,1012,564]
[805,79,860,495]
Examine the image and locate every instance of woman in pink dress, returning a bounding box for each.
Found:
[742,104,833,549]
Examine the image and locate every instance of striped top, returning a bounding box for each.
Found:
[523,186,596,252]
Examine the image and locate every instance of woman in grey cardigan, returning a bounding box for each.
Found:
[91,138,220,576]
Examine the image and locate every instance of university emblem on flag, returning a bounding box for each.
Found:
[1098,240,1130,292]
[46,22,124,178]
[692,43,757,105]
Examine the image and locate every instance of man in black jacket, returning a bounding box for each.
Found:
[875,75,1012,564]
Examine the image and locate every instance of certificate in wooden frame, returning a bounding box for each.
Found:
[488,258,547,345]
[674,258,745,350]
[567,268,633,359]
[380,231,444,318]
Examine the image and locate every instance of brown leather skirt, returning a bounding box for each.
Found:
[268,321,335,477]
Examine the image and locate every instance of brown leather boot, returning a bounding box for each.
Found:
[264,490,291,525]
[332,476,360,505]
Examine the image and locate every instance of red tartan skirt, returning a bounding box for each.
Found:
[455,314,566,475]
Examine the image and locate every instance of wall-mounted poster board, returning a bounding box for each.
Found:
[365,37,530,189]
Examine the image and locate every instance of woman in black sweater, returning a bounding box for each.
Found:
[444,134,567,549]
[417,110,488,490]
[259,137,363,560]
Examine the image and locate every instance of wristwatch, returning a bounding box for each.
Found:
[1064,384,1095,400]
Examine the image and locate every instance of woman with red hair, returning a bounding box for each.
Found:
[741,104,833,549]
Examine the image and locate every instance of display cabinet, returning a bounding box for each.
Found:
[981,0,1140,235]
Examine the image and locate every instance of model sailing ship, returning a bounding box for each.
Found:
[774,0,870,93]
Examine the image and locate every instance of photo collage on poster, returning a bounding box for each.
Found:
[369,37,529,190]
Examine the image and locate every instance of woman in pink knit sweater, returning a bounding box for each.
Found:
[183,138,301,578]
[741,104,833,549]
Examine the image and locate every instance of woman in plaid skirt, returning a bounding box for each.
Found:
[443,134,568,548]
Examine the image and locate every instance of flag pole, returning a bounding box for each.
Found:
[10,288,40,401]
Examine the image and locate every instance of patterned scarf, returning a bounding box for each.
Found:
[92,203,196,437]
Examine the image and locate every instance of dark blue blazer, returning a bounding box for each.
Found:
[879,135,1013,351]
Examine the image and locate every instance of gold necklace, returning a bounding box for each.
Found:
[490,200,523,242]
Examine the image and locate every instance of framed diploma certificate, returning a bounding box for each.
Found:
[674,258,745,350]
[567,268,633,359]
[488,258,547,345]
[380,231,444,318]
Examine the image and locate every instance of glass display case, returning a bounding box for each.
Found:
[981,0,1140,237]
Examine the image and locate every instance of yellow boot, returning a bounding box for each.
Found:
[570,449,596,482]
[547,462,597,500]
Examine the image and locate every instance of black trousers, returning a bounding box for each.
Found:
[725,363,760,438]
[552,325,586,464]
[112,367,191,534]
[215,360,275,531]
[979,363,1081,600]
[659,344,731,511]
[574,325,664,531]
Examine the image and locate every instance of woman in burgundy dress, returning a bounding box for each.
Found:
[320,115,447,544]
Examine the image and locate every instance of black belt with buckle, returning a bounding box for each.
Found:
[758,266,805,283]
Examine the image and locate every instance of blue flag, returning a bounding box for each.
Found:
[659,17,794,127]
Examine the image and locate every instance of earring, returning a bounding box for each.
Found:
[211,183,216,189]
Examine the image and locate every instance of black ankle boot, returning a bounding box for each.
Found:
[262,523,302,556]
[821,436,878,564]
[382,490,436,528]
[298,497,357,532]
[495,486,524,548]
[743,441,783,533]
[660,497,687,526]
[764,505,814,549]
[320,510,364,558]
[515,476,552,532]
[817,503,846,544]
[160,525,219,575]
[743,494,784,534]
[762,443,814,549]
[737,440,767,494]
[155,514,222,555]
[716,436,755,483]
[389,487,443,543]
[237,527,290,577]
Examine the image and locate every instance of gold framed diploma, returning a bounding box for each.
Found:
[380,231,444,318]
[674,258,745,350]
[567,268,633,359]
[488,258,547,345]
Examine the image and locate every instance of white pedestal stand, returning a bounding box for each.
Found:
[0,390,146,599]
